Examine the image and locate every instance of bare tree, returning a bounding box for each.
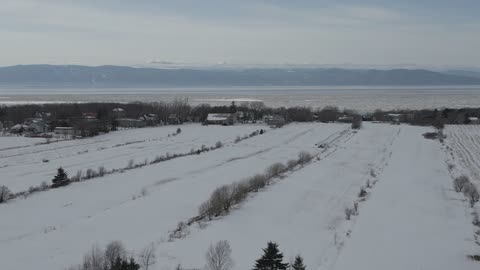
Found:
[454,175,469,192]
[297,151,313,165]
[0,185,11,203]
[248,174,268,192]
[463,182,480,207]
[345,207,354,220]
[230,182,249,204]
[104,241,126,270]
[81,244,105,270]
[205,240,234,270]
[266,163,287,179]
[139,243,156,270]
[286,159,298,170]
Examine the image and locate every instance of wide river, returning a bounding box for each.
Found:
[1,86,480,112]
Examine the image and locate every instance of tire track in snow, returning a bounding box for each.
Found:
[317,127,401,270]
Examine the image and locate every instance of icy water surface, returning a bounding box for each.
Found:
[1,86,480,112]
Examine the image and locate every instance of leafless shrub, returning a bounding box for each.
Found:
[248,174,268,192]
[234,136,241,143]
[454,175,469,192]
[127,159,134,169]
[463,182,480,207]
[353,202,359,213]
[40,181,49,190]
[205,240,234,270]
[206,185,233,217]
[473,212,480,227]
[0,185,12,203]
[104,241,126,270]
[139,243,156,270]
[266,163,287,179]
[345,207,354,220]
[230,182,249,204]
[98,166,106,177]
[215,141,223,148]
[370,168,377,178]
[199,200,214,220]
[298,151,313,165]
[366,179,371,188]
[169,221,189,240]
[81,244,105,270]
[71,170,83,182]
[86,168,95,179]
[358,187,367,198]
[447,163,455,171]
[286,159,298,170]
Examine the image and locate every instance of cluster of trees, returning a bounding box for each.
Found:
[66,241,157,270]
[0,100,363,135]
[205,241,306,270]
[67,240,306,270]
[3,100,480,137]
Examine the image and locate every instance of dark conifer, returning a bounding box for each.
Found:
[291,255,306,270]
[253,242,289,270]
[52,167,69,187]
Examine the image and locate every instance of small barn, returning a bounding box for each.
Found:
[205,113,236,125]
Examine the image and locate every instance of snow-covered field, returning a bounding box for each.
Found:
[0,123,479,270]
[0,124,267,192]
[445,125,480,187]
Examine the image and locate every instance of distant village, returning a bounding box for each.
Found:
[0,100,479,139]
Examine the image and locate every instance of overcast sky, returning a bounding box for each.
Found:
[1,0,480,68]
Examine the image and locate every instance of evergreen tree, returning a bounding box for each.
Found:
[52,167,69,186]
[253,242,289,270]
[291,255,306,270]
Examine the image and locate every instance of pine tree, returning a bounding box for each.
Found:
[291,255,306,270]
[253,242,289,270]
[52,167,69,187]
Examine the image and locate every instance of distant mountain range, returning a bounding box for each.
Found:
[1,65,480,87]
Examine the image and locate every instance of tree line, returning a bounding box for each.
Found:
[67,240,305,270]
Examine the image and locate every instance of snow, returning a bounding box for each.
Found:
[332,125,478,270]
[0,123,478,270]
[0,124,267,192]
